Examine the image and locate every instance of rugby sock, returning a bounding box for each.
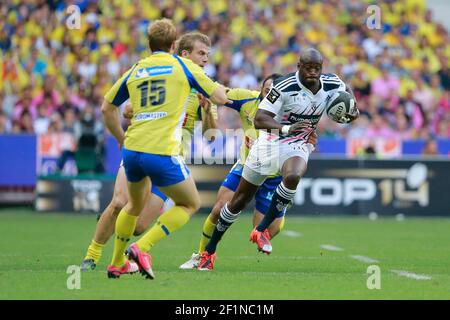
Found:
[136,206,190,252]
[84,240,104,264]
[279,216,286,231]
[198,215,216,254]
[257,182,296,232]
[205,203,239,254]
[111,210,138,267]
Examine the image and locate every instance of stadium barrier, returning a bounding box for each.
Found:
[34,158,449,216]
[2,134,450,188]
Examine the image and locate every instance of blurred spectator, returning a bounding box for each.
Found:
[371,68,400,100]
[0,0,448,147]
[366,114,394,139]
[347,114,370,139]
[34,104,50,135]
[19,111,34,134]
[0,110,10,133]
[421,138,439,156]
[364,143,376,155]
[230,69,258,89]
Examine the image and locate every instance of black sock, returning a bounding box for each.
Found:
[205,203,239,254]
[257,182,296,232]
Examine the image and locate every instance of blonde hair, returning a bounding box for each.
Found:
[175,32,211,55]
[147,18,177,52]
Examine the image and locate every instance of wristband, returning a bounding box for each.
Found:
[281,125,291,135]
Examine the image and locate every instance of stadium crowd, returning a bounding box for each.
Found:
[0,0,449,144]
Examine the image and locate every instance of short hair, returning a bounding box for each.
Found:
[147,18,177,52]
[262,73,283,87]
[175,32,211,55]
[259,73,282,99]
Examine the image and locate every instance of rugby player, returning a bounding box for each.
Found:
[198,48,359,270]
[179,74,318,269]
[80,32,219,272]
[101,19,229,279]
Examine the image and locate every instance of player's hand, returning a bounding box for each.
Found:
[197,93,212,113]
[307,130,318,146]
[288,122,310,134]
[123,103,133,119]
[339,101,359,124]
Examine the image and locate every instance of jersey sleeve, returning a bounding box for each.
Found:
[258,84,283,115]
[337,76,346,92]
[104,64,137,106]
[322,73,347,93]
[173,55,220,98]
[224,88,259,112]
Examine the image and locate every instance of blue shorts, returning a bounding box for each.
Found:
[151,185,168,202]
[221,162,285,218]
[120,159,168,202]
[122,148,190,187]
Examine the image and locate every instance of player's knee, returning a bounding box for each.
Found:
[283,173,302,189]
[111,194,127,214]
[185,194,201,214]
[192,197,201,212]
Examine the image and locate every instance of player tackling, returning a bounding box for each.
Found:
[101,19,229,279]
[198,48,359,270]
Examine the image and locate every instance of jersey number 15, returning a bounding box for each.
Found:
[137,79,166,107]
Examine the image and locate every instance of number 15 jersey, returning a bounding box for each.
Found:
[104,51,219,156]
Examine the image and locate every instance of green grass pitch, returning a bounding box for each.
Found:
[0,208,449,300]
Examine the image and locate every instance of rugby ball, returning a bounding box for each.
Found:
[326,91,355,123]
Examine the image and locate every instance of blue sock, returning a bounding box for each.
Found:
[205,203,239,254]
[257,182,296,232]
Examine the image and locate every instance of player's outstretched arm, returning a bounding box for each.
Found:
[101,100,125,145]
[209,85,232,106]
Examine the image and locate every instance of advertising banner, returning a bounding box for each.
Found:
[34,159,450,216]
[293,158,450,216]
[35,175,114,213]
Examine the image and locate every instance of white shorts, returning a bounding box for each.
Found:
[242,139,313,186]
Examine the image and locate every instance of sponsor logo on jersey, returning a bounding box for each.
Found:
[135,112,168,121]
[136,66,173,78]
[287,113,321,125]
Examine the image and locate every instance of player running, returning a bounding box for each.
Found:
[80,31,218,272]
[101,19,229,279]
[179,74,317,269]
[198,48,359,270]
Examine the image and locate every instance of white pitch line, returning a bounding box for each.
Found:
[320,244,344,252]
[282,230,303,238]
[391,269,432,281]
[349,255,379,264]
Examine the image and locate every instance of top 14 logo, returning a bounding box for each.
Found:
[294,163,429,207]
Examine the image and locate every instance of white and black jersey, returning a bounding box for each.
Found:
[258,71,346,145]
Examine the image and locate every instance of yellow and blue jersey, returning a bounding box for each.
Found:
[104,51,219,156]
[224,88,260,164]
[183,88,218,136]
[181,88,218,157]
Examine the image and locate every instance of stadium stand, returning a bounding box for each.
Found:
[0,0,449,146]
